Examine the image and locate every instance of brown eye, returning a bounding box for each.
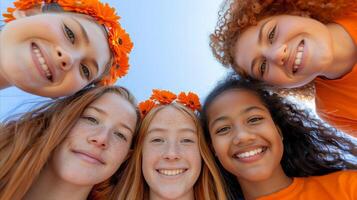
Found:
[64,24,75,44]
[260,59,267,77]
[268,25,277,44]
[248,116,264,124]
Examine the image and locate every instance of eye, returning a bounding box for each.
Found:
[216,126,230,135]
[63,24,75,44]
[151,138,164,143]
[259,59,267,77]
[114,132,127,141]
[81,64,91,80]
[248,116,264,124]
[82,116,98,124]
[268,25,277,44]
[181,138,195,143]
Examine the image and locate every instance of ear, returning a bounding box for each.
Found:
[12,6,42,19]
[277,126,284,140]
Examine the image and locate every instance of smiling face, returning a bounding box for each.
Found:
[234,15,334,88]
[0,11,110,97]
[207,89,284,182]
[142,106,201,199]
[49,92,137,186]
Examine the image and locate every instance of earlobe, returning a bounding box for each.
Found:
[12,6,42,19]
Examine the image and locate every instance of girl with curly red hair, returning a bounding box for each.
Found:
[210,0,357,136]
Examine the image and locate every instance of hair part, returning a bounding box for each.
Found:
[0,85,140,200]
[200,75,357,198]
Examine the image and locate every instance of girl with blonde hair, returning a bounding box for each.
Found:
[0,85,140,200]
[114,90,227,200]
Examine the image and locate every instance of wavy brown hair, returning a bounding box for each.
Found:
[114,103,227,200]
[0,86,140,200]
[200,75,357,199]
[210,0,357,98]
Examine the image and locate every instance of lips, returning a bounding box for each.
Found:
[30,42,54,82]
[292,40,305,74]
[232,146,267,163]
[72,150,105,165]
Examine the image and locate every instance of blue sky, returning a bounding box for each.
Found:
[0,0,229,118]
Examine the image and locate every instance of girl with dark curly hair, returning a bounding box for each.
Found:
[210,0,357,136]
[200,76,357,199]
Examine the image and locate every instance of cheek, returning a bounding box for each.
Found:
[109,143,131,166]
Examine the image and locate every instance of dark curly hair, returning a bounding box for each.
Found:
[209,0,357,98]
[200,75,357,199]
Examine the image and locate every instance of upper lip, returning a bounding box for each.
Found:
[72,149,106,165]
[32,42,56,82]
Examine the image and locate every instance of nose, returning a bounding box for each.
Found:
[265,44,287,66]
[55,46,75,71]
[87,130,109,149]
[232,126,256,145]
[162,142,181,160]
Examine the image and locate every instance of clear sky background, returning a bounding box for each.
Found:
[0,0,229,118]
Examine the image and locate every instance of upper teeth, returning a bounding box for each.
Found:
[32,44,52,80]
[158,169,186,176]
[236,147,264,159]
[293,41,305,73]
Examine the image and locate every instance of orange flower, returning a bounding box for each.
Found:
[3,0,133,86]
[150,89,177,104]
[138,100,157,118]
[177,92,201,111]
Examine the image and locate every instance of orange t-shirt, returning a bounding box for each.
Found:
[257,171,357,200]
[315,13,357,137]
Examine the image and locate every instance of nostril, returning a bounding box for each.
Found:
[62,62,66,67]
[57,51,62,57]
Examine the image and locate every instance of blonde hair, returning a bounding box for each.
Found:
[0,86,140,200]
[113,103,227,200]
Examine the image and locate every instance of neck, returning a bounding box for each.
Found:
[150,188,195,200]
[323,23,357,79]
[24,164,93,200]
[238,165,293,200]
[0,29,11,90]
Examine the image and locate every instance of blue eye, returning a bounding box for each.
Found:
[268,25,276,44]
[114,132,127,141]
[81,64,91,80]
[64,24,75,44]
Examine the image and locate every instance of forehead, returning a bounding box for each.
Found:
[148,106,196,131]
[208,89,266,118]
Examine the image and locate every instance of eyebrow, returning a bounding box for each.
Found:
[209,106,266,129]
[250,19,271,77]
[147,127,196,134]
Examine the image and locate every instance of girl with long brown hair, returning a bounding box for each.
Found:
[0,85,140,200]
[210,0,357,136]
[114,90,227,200]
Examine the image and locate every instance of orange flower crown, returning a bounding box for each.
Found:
[138,89,201,118]
[3,0,133,85]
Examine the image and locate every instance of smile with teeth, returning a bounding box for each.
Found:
[235,147,266,159]
[157,169,187,176]
[293,40,305,74]
[31,43,53,81]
